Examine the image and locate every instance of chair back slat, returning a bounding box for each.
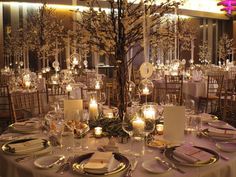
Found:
[10,91,41,122]
[165,75,183,105]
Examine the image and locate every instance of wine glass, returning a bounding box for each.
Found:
[98,92,106,105]
[78,110,90,150]
[185,99,195,115]
[130,91,141,107]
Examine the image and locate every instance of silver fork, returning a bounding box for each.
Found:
[155,157,185,174]
[56,156,74,175]
[125,159,138,177]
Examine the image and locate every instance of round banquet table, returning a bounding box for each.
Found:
[1,125,236,177]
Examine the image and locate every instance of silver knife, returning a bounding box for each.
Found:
[155,157,185,174]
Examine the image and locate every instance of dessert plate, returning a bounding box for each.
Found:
[142,159,171,174]
[216,142,236,153]
[34,155,65,169]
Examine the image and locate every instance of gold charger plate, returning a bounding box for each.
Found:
[2,138,51,156]
[164,146,219,167]
[72,152,130,176]
[8,123,39,134]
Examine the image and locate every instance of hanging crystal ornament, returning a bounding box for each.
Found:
[138,79,154,96]
[51,73,60,84]
[42,67,47,74]
[83,59,88,69]
[127,80,136,92]
[19,61,24,67]
[45,66,51,72]
[70,53,81,66]
[94,79,103,90]
[52,60,60,72]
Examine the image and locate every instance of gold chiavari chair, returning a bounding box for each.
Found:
[0,85,12,127]
[46,84,69,104]
[10,91,41,123]
[198,75,224,114]
[222,75,236,121]
[165,75,184,105]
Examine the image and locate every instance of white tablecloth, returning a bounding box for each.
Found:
[1,125,236,177]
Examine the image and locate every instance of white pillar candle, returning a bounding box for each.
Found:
[89,99,99,120]
[132,117,145,132]
[156,124,164,135]
[94,127,102,137]
[143,107,156,119]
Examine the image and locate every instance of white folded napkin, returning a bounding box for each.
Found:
[84,152,115,174]
[173,145,213,163]
[192,70,202,81]
[13,121,39,131]
[207,128,236,138]
[8,139,45,154]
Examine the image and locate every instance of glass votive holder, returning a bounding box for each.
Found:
[156,124,164,135]
[94,127,102,138]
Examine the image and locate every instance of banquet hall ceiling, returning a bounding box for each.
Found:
[0,0,230,20]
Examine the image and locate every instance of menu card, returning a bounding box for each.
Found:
[163,106,185,144]
[64,100,83,120]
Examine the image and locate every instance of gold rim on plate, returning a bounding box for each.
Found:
[164,146,219,167]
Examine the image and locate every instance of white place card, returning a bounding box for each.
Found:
[64,100,83,120]
[163,106,186,144]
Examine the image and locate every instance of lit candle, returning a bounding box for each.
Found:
[132,117,145,133]
[25,81,31,88]
[38,73,42,79]
[95,81,100,90]
[143,107,156,119]
[94,127,102,137]
[156,124,164,135]
[72,57,79,65]
[89,99,99,120]
[66,84,73,92]
[142,86,149,95]
[107,112,114,118]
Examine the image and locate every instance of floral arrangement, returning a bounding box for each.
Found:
[89,117,128,138]
[75,0,183,119]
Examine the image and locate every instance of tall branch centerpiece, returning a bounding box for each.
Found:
[76,0,182,119]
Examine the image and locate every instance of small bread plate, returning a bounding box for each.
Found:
[2,138,51,156]
[34,155,65,169]
[216,142,236,153]
[142,159,171,174]
[199,113,218,123]
[208,121,235,130]
[72,152,130,176]
[164,146,219,167]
